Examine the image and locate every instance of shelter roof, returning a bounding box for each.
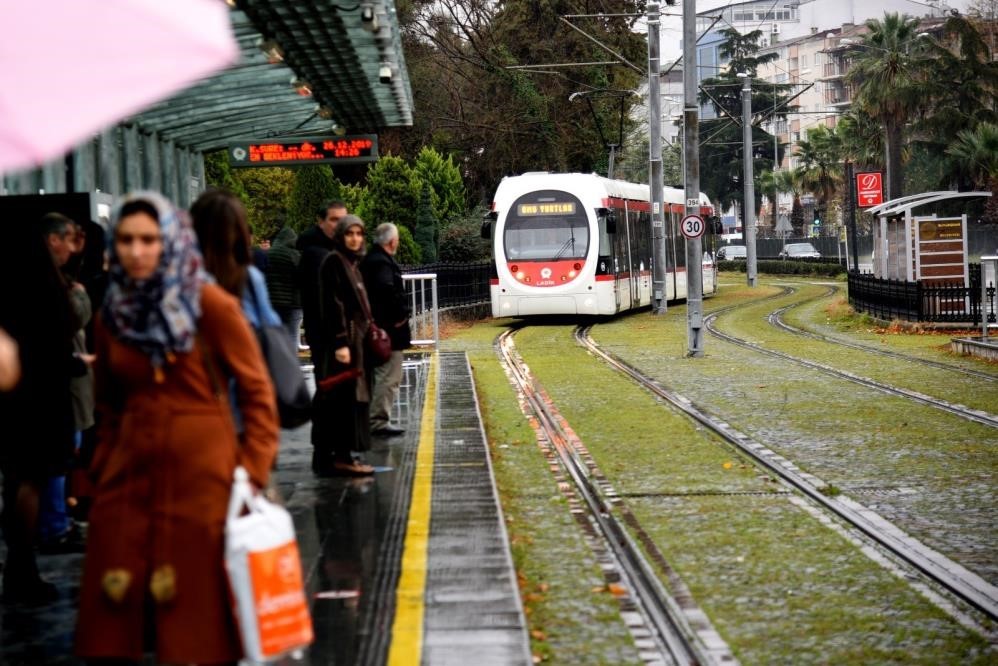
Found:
[128,2,412,152]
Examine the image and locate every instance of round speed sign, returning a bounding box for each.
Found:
[680,214,705,239]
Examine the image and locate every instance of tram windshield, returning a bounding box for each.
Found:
[504,190,589,261]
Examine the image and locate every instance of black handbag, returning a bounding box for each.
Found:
[248,279,312,429]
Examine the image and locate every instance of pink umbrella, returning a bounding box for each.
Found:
[0,0,239,174]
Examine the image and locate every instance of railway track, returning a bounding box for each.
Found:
[496,327,736,666]
[575,325,998,623]
[769,285,998,382]
[703,290,998,429]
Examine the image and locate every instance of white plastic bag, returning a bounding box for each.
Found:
[225,466,313,663]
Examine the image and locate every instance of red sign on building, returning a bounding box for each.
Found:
[857,172,884,207]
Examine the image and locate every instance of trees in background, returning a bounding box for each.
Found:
[698,28,794,214]
[205,145,485,263]
[843,13,997,214]
[393,0,646,203]
[795,126,842,226]
[286,165,340,233]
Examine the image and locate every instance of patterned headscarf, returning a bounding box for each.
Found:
[102,191,208,380]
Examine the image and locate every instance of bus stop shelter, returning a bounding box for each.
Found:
[866,191,992,285]
[1,0,413,208]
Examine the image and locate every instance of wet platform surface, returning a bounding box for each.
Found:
[0,352,529,665]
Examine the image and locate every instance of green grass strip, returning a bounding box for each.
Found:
[442,320,642,665]
[515,322,992,665]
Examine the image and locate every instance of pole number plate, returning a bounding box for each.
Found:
[680,214,705,239]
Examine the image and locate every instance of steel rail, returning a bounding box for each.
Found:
[496,327,726,666]
[769,286,998,382]
[704,293,998,429]
[575,326,998,621]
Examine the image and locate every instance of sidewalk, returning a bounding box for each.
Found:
[0,358,430,665]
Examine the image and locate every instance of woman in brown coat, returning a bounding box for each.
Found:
[75,192,279,665]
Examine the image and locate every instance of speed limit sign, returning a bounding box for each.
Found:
[680,214,705,239]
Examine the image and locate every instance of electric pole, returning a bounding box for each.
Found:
[648,2,667,314]
[738,72,758,287]
[683,0,704,354]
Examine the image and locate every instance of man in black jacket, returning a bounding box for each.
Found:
[297,200,346,376]
[360,223,411,436]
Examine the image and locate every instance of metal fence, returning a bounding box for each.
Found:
[401,261,491,308]
[848,264,997,324]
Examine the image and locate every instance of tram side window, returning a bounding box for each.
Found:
[673,211,686,269]
[637,212,651,271]
[597,211,613,256]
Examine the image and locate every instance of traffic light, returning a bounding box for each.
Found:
[813,210,821,225]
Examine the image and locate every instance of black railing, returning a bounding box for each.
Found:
[401,261,491,308]
[848,264,997,324]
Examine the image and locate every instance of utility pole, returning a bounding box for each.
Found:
[738,72,758,287]
[845,160,858,271]
[683,0,703,355]
[648,2,667,314]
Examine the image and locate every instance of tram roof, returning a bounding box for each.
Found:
[126,2,413,152]
[496,172,712,208]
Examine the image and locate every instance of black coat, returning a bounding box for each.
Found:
[265,227,301,309]
[0,226,75,479]
[297,225,334,350]
[360,244,411,350]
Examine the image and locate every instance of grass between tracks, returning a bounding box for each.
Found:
[442,278,995,664]
[514,322,992,665]
[441,320,642,665]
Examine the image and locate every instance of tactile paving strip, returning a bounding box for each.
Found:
[422,352,532,665]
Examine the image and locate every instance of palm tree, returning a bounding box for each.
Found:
[796,125,843,226]
[948,122,998,223]
[845,12,928,201]
[915,15,998,189]
[757,169,779,229]
[775,167,806,236]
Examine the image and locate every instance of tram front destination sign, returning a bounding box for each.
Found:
[228,135,379,167]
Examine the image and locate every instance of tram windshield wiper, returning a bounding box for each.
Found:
[553,228,576,260]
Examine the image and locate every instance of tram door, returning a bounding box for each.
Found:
[612,205,624,311]
[623,202,638,307]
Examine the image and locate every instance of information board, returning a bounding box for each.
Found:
[228,135,378,167]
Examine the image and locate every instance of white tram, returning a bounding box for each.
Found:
[485,172,716,317]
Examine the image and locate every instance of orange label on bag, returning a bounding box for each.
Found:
[249,542,314,657]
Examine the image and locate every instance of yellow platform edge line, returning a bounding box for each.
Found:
[387,353,438,666]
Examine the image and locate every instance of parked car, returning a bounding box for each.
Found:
[779,242,821,259]
[717,244,747,261]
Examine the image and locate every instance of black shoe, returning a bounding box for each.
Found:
[371,425,405,437]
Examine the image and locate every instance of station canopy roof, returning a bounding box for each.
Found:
[128,1,413,152]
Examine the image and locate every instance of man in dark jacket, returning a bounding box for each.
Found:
[265,226,302,345]
[297,200,346,375]
[360,222,411,436]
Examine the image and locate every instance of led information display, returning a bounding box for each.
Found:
[228,135,378,167]
[517,202,576,216]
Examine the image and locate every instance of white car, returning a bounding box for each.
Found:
[717,244,747,260]
[779,242,821,259]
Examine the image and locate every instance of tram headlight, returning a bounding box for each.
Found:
[515,271,525,281]
[568,270,577,278]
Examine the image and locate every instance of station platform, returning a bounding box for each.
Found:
[0,352,530,665]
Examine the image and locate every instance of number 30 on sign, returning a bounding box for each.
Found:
[680,214,705,239]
